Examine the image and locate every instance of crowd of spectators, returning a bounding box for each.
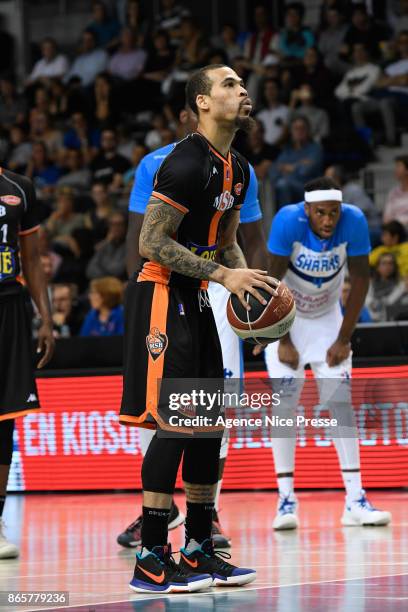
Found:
[2,0,408,335]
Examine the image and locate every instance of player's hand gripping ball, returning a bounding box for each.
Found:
[227,281,296,345]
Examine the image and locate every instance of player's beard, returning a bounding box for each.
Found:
[234,114,255,132]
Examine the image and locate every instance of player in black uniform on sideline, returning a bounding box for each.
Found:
[0,169,54,558]
[120,64,279,594]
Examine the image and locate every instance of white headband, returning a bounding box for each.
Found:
[304,189,342,203]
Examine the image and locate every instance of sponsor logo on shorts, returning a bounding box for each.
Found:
[146,327,168,361]
[234,182,243,196]
[0,195,21,206]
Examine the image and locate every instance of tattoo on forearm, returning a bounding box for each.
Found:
[140,199,219,279]
[218,242,246,269]
[183,482,216,503]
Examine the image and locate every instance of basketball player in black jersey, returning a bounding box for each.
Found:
[121,65,279,593]
[0,170,54,558]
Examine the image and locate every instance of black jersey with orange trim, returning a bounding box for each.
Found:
[0,169,40,297]
[138,132,251,289]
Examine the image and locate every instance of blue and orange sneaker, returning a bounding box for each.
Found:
[130,543,212,593]
[179,539,256,587]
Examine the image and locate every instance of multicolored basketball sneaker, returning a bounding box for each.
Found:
[130,543,212,593]
[212,509,231,548]
[179,539,256,586]
[117,502,185,548]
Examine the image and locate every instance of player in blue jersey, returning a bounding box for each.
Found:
[264,176,391,529]
[117,108,268,549]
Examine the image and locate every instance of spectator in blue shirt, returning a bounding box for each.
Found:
[276,2,315,63]
[63,111,101,157]
[26,140,62,199]
[341,276,372,323]
[269,115,323,207]
[87,1,121,50]
[80,276,124,336]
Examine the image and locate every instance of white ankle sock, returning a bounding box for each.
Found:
[342,471,362,501]
[277,476,294,498]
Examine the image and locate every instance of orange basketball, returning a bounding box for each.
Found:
[226,281,296,345]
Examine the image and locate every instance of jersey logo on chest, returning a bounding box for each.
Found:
[0,195,21,206]
[213,190,234,211]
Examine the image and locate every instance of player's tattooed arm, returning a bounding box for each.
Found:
[217,208,247,269]
[139,198,220,279]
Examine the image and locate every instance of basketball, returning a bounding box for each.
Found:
[226,281,296,345]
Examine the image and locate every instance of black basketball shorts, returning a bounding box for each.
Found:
[0,291,40,421]
[120,279,224,428]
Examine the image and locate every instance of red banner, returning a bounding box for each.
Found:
[13,366,408,491]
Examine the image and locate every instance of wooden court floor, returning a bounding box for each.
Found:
[1,491,408,611]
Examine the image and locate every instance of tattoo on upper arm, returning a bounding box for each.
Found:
[218,242,246,269]
[140,197,219,279]
[217,208,246,269]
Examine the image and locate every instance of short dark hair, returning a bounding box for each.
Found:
[290,114,311,132]
[42,37,57,47]
[396,154,408,170]
[285,2,305,19]
[185,64,227,115]
[352,2,368,15]
[305,176,341,192]
[382,220,406,243]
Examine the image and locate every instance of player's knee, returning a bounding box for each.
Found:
[182,438,221,484]
[141,435,185,494]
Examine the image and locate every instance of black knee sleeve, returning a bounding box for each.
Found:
[182,437,222,485]
[141,434,185,494]
[0,419,14,466]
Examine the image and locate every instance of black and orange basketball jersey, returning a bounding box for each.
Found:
[138,132,251,288]
[0,169,40,297]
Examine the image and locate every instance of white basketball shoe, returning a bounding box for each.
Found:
[273,494,299,530]
[341,490,391,526]
[0,519,19,559]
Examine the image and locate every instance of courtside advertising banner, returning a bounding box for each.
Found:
[8,366,408,491]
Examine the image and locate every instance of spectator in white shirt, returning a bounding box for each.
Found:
[26,38,69,86]
[351,32,408,146]
[388,0,408,36]
[64,30,108,88]
[376,30,408,101]
[335,43,397,144]
[256,78,289,146]
[335,43,381,102]
[289,84,329,142]
[318,4,349,75]
[383,155,408,229]
[108,26,146,81]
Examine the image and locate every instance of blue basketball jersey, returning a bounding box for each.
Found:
[268,202,370,318]
[128,141,262,224]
